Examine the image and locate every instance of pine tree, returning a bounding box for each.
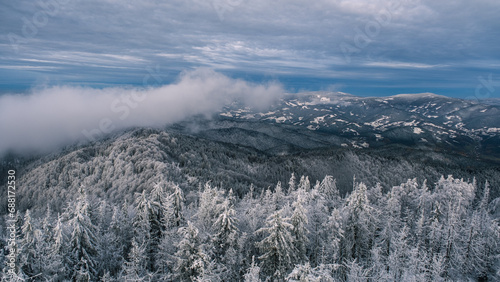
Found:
[298,175,310,192]
[35,211,65,280]
[262,188,277,214]
[133,189,160,271]
[196,182,225,233]
[319,175,339,209]
[387,225,410,281]
[67,187,100,281]
[165,183,184,228]
[100,271,115,282]
[325,208,343,264]
[287,262,334,282]
[46,213,67,280]
[150,182,168,232]
[256,210,296,280]
[461,181,500,280]
[273,182,285,209]
[430,253,446,282]
[212,199,239,261]
[19,209,37,277]
[52,214,66,259]
[404,247,428,281]
[121,239,148,281]
[290,195,309,265]
[306,186,329,266]
[287,263,313,282]
[210,199,240,280]
[174,221,208,281]
[288,173,296,194]
[342,182,376,262]
[369,246,390,281]
[345,259,370,282]
[99,229,124,278]
[41,204,53,241]
[133,190,152,245]
[244,256,261,282]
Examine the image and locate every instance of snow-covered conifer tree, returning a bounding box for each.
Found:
[121,239,148,281]
[174,221,208,281]
[290,195,309,265]
[244,256,262,282]
[67,187,100,281]
[256,210,296,280]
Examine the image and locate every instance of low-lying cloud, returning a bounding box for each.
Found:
[0,68,283,155]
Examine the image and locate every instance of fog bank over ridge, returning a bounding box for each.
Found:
[0,68,283,155]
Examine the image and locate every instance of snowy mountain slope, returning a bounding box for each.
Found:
[2,126,500,216]
[212,92,500,160]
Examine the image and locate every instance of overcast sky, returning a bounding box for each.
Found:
[1,0,500,97]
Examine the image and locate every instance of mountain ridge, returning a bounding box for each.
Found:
[213,91,500,161]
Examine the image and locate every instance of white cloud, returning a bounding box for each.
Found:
[364,61,446,69]
[0,65,60,70]
[0,68,283,155]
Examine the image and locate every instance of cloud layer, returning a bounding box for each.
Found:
[1,0,499,97]
[0,68,283,155]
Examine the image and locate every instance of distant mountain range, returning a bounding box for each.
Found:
[172,92,500,162]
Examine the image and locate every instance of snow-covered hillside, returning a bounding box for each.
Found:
[215,92,500,160]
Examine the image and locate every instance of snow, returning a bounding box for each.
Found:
[351,141,368,148]
[307,125,318,130]
[404,120,419,127]
[365,115,390,128]
[335,119,349,123]
[241,114,255,119]
[343,128,359,135]
[487,128,500,133]
[423,122,447,130]
[275,116,287,123]
[311,116,326,124]
[265,116,288,123]
[235,108,250,113]
[262,111,277,116]
[220,112,233,117]
[413,127,424,134]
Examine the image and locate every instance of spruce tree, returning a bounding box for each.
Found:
[19,210,37,277]
[121,239,148,281]
[256,210,296,280]
[290,195,309,265]
[174,221,208,281]
[67,187,100,281]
